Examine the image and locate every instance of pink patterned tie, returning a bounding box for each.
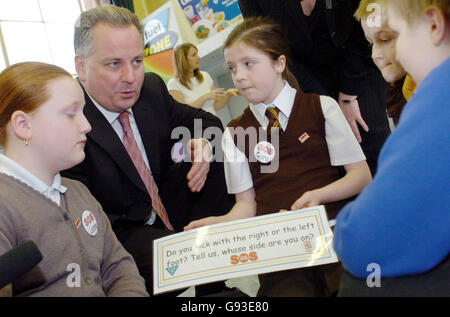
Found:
[118,111,174,231]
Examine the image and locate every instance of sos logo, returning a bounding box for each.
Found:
[230,252,258,265]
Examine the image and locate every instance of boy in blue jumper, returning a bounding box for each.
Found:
[333,0,450,296]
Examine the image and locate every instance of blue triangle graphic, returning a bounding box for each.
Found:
[166,265,178,276]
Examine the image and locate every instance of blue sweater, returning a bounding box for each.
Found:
[333,58,450,278]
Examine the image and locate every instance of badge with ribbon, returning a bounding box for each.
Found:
[254,141,276,163]
[82,210,98,237]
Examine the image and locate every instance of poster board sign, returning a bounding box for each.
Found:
[141,2,182,83]
[153,205,338,294]
[177,0,241,43]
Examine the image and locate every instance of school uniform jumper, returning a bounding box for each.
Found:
[0,170,148,297]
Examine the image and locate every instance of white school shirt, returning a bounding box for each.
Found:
[167,71,216,115]
[222,82,366,194]
[0,153,67,206]
[90,95,156,225]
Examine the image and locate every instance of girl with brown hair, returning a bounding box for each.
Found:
[185,17,371,297]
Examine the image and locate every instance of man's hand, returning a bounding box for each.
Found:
[186,138,212,192]
[338,92,369,143]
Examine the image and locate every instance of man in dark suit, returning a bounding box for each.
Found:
[62,5,237,296]
[238,0,391,176]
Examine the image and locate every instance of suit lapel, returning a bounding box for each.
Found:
[132,98,161,179]
[83,92,148,194]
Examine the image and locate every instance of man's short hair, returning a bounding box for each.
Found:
[74,5,143,58]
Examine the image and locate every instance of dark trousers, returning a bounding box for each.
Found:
[112,159,235,296]
[338,256,450,297]
[113,219,227,296]
[113,219,178,296]
[257,262,344,297]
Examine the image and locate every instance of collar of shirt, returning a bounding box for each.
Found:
[87,92,133,125]
[250,81,297,130]
[87,93,141,149]
[0,153,67,206]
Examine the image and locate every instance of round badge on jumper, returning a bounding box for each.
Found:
[254,141,275,163]
[82,210,98,237]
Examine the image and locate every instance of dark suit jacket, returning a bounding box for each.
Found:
[62,72,234,231]
[238,0,372,97]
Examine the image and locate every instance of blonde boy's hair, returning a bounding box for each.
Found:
[386,0,450,25]
[354,0,386,21]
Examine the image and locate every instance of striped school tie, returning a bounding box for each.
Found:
[265,106,282,134]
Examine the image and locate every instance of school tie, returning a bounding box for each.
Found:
[118,111,174,231]
[265,106,282,134]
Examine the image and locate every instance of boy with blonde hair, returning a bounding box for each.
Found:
[354,0,416,125]
[333,0,450,296]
